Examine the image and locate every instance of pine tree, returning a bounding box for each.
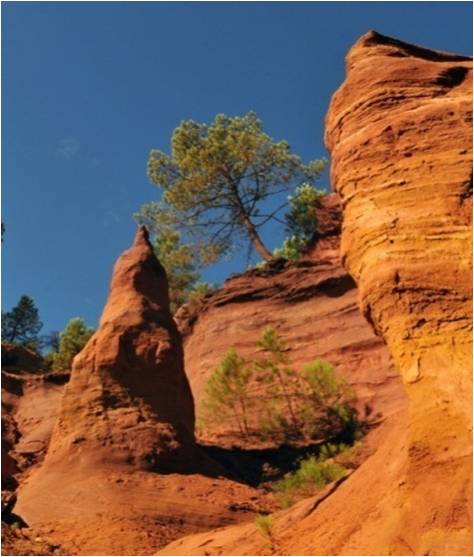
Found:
[199,348,252,437]
[197,328,358,445]
[2,295,43,346]
[256,327,301,435]
[136,112,326,264]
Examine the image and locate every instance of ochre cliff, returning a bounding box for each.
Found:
[159,31,472,556]
[177,194,405,442]
[325,30,473,555]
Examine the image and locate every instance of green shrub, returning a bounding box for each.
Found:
[318,442,349,460]
[186,281,216,312]
[48,318,94,371]
[273,235,307,261]
[300,359,357,440]
[285,183,326,240]
[273,456,346,507]
[255,513,275,551]
[255,513,273,537]
[273,184,326,261]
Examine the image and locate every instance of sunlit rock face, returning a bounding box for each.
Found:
[325,30,472,555]
[14,228,288,555]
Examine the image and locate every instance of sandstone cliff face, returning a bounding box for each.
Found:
[177,194,405,440]
[160,32,472,556]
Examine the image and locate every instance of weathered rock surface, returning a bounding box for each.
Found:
[159,31,472,556]
[177,193,406,443]
[325,30,473,555]
[1,353,70,554]
[2,398,20,490]
[40,225,196,472]
[4,227,196,488]
[1,521,65,556]
[2,370,68,481]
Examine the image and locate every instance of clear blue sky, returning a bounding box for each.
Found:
[2,1,472,335]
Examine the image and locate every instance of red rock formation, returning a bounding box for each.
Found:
[177,194,406,444]
[1,355,68,553]
[42,225,195,472]
[14,226,273,555]
[2,400,20,490]
[159,32,472,556]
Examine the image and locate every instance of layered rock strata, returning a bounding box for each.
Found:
[325,30,473,555]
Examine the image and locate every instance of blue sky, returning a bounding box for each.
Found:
[2,1,472,335]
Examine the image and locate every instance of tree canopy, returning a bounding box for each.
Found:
[151,229,215,313]
[136,112,326,263]
[2,295,43,347]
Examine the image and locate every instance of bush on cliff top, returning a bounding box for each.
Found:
[273,183,325,261]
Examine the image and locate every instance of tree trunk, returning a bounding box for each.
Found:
[241,214,274,261]
[239,396,250,436]
[228,176,274,261]
[275,368,300,434]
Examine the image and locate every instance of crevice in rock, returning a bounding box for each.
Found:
[435,66,469,88]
